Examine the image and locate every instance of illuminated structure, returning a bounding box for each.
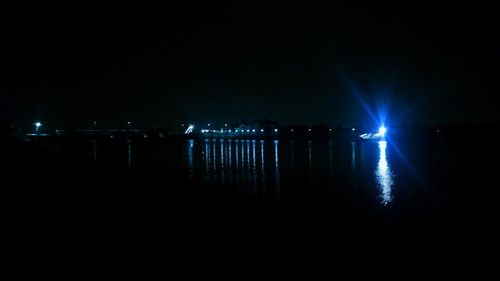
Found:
[184,124,195,134]
[360,126,387,141]
[34,122,42,136]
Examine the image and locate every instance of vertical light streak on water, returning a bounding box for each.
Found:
[235,140,239,169]
[220,139,225,185]
[351,141,356,171]
[228,140,233,183]
[241,140,245,171]
[376,141,394,205]
[212,140,217,181]
[260,140,266,195]
[205,140,210,175]
[220,139,224,168]
[251,140,257,190]
[187,139,194,179]
[246,140,250,171]
[274,140,280,196]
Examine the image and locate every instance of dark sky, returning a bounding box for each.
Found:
[2,2,499,129]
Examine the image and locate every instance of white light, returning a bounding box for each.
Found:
[252,129,256,133]
[246,130,250,132]
[208,123,211,127]
[225,124,228,127]
[35,122,42,128]
[229,130,232,132]
[376,140,393,205]
[352,128,355,131]
[235,130,239,133]
[308,128,312,132]
[378,126,387,136]
[274,129,278,132]
[184,124,195,134]
[260,129,264,132]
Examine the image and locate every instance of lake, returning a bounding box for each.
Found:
[5,137,499,242]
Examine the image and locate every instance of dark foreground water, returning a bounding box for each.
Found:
[4,137,500,256]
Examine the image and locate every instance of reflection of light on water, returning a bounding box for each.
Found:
[235,140,239,168]
[376,141,393,205]
[187,140,194,180]
[351,141,356,171]
[204,140,210,175]
[274,140,280,195]
[228,140,232,168]
[260,140,265,191]
[187,140,194,178]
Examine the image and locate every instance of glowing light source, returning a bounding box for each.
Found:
[260,129,264,132]
[184,124,195,134]
[352,128,356,131]
[34,122,42,135]
[378,126,387,136]
[252,129,256,133]
[274,129,278,132]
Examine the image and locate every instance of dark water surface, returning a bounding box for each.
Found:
[4,137,500,251]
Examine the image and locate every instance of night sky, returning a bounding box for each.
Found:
[2,2,499,129]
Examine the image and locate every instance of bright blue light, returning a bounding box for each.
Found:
[352,128,355,131]
[235,130,239,133]
[246,130,250,132]
[252,129,256,133]
[378,126,387,136]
